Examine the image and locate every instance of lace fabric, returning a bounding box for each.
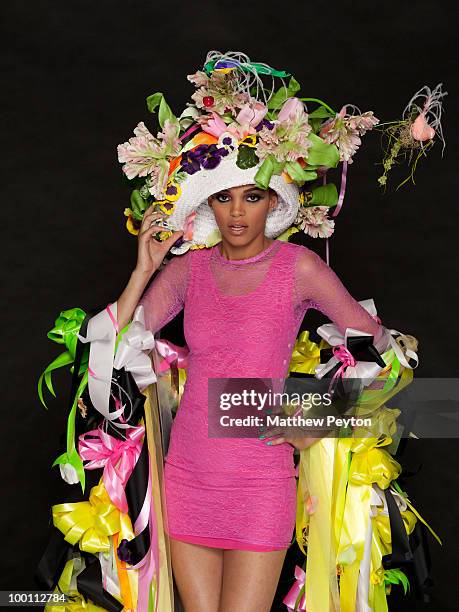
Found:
[139,240,383,346]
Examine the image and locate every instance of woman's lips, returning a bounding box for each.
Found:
[228,224,248,235]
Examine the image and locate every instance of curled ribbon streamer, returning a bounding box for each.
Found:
[282,565,306,611]
[113,304,157,389]
[52,482,128,554]
[154,338,190,372]
[79,426,145,513]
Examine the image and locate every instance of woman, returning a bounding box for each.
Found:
[114,170,386,610]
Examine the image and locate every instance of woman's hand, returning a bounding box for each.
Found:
[134,205,184,276]
[262,434,318,451]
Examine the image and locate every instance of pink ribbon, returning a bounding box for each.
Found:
[328,344,356,393]
[154,339,189,373]
[283,565,306,611]
[128,468,160,611]
[78,425,145,513]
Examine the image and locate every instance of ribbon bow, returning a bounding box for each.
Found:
[52,483,123,554]
[38,307,87,409]
[79,426,145,513]
[289,330,324,374]
[282,565,306,611]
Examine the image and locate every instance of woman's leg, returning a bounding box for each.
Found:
[169,537,224,612]
[219,548,287,612]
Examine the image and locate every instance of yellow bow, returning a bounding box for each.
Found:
[52,482,129,554]
[289,331,326,374]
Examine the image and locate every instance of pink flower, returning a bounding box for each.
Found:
[187,70,209,87]
[197,112,228,137]
[295,205,335,238]
[117,120,181,198]
[411,112,435,141]
[319,106,379,164]
[277,97,306,123]
[236,99,268,131]
[256,99,312,163]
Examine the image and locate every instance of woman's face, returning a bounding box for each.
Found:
[208,184,278,245]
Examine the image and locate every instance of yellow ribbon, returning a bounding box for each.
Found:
[44,558,107,612]
[52,482,131,554]
[288,331,326,374]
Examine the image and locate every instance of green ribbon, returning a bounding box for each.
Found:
[203,59,291,78]
[384,568,410,595]
[38,308,87,409]
[52,369,88,492]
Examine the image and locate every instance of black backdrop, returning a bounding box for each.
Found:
[1,1,458,610]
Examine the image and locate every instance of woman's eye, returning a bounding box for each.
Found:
[246,194,262,202]
[217,194,230,202]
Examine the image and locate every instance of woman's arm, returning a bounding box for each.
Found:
[116,205,185,330]
[294,246,386,347]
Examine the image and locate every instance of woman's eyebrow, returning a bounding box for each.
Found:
[242,186,265,193]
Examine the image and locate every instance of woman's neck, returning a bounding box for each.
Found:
[217,236,274,262]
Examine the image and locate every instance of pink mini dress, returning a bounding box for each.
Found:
[139,239,383,551]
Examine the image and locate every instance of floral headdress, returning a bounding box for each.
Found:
[118,51,446,255]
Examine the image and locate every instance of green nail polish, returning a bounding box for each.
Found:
[259,434,266,439]
[266,441,273,445]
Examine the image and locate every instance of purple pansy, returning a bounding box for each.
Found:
[256,118,275,132]
[180,144,228,174]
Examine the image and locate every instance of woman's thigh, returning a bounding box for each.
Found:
[169,537,224,612]
[219,548,288,612]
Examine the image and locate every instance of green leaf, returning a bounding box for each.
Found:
[267,76,301,111]
[277,226,299,241]
[308,106,334,120]
[307,133,340,168]
[130,189,147,217]
[284,161,318,184]
[254,155,285,189]
[146,92,178,129]
[236,145,259,169]
[310,183,339,206]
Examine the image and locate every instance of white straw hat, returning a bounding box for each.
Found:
[165,153,300,250]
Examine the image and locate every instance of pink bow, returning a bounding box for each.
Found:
[329,344,356,393]
[154,339,189,372]
[78,425,145,513]
[283,565,306,611]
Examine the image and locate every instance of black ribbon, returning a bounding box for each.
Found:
[117,438,151,565]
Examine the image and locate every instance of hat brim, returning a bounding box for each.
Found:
[167,154,300,246]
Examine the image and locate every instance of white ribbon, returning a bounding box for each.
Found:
[356,484,409,611]
[77,301,157,423]
[113,304,157,390]
[314,298,418,386]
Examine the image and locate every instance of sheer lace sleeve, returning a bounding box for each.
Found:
[137,252,191,334]
[294,246,384,346]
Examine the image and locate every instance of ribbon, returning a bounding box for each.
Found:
[113,306,157,389]
[38,308,87,409]
[45,558,107,612]
[203,58,291,78]
[282,565,306,611]
[288,330,326,374]
[52,482,131,554]
[154,338,190,373]
[79,426,145,513]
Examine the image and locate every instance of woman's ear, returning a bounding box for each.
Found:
[268,189,278,212]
